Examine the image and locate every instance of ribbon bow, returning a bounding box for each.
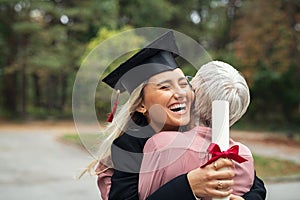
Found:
[201,143,247,168]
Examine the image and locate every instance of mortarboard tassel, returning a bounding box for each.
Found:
[106,90,120,122]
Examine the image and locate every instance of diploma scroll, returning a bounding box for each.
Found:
[212,100,230,200]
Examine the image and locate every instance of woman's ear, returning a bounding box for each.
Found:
[136,104,147,115]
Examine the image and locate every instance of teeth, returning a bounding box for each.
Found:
[169,103,186,111]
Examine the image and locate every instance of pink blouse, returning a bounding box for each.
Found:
[96,162,113,200]
[138,126,254,200]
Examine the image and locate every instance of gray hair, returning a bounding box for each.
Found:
[190,61,250,127]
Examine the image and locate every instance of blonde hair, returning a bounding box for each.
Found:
[190,61,250,128]
[82,83,146,177]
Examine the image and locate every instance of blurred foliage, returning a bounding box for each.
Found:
[228,0,300,130]
[0,0,299,131]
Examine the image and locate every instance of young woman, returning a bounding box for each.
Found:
[96,31,266,200]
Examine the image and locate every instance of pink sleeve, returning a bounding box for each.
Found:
[138,138,166,200]
[232,142,255,196]
[96,163,114,200]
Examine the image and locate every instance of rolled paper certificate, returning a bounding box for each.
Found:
[212,100,229,200]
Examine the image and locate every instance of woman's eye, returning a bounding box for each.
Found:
[180,82,188,87]
[160,85,170,89]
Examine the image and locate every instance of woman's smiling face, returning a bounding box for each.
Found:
[140,68,194,132]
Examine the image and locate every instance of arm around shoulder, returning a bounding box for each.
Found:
[242,172,266,200]
[146,173,196,200]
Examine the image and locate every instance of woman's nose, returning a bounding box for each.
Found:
[173,87,186,99]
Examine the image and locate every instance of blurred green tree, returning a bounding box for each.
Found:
[0,0,299,130]
[0,0,118,118]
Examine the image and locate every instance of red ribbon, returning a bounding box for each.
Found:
[201,143,248,168]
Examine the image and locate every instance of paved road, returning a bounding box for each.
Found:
[0,130,100,200]
[266,182,300,200]
[0,128,299,200]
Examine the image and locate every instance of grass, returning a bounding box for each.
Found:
[61,134,83,147]
[60,133,300,179]
[60,133,103,149]
[253,154,300,178]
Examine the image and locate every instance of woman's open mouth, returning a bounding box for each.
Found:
[168,103,187,113]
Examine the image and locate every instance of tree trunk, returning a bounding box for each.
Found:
[32,73,41,107]
[2,73,18,114]
[60,72,67,110]
[20,35,29,117]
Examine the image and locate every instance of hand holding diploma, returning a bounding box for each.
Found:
[193,101,237,199]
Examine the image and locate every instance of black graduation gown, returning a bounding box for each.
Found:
[108,127,266,200]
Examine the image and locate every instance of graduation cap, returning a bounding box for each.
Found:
[102,31,180,122]
[102,31,180,94]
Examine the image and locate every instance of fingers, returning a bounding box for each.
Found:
[213,161,218,170]
[215,180,234,190]
[212,188,233,198]
[212,158,234,171]
[188,167,234,197]
[214,168,235,180]
[210,180,234,198]
[212,159,235,180]
[204,181,233,198]
[206,159,235,180]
